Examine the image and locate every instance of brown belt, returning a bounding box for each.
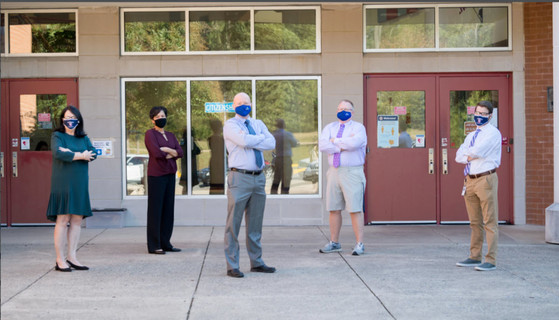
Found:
[230,168,262,175]
[468,168,496,179]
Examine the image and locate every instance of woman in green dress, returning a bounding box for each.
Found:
[46,106,97,272]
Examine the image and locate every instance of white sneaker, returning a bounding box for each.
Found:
[352,242,364,256]
[319,241,342,253]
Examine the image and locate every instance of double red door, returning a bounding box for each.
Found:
[364,73,512,223]
[1,78,78,226]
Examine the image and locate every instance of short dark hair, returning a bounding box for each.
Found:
[276,119,285,129]
[55,105,87,137]
[476,101,494,114]
[149,106,168,119]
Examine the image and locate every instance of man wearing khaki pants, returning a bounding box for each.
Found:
[455,101,502,271]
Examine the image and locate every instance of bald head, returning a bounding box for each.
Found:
[233,92,251,107]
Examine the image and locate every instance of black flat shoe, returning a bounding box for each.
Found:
[227,269,244,278]
[67,260,89,270]
[149,249,166,255]
[164,247,181,252]
[55,263,71,272]
[250,265,276,273]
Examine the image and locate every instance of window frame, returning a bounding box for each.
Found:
[363,3,511,53]
[120,76,323,200]
[120,6,321,56]
[1,9,79,57]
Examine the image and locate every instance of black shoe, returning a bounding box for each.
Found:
[164,247,181,252]
[250,265,276,273]
[227,269,244,278]
[55,263,71,272]
[66,260,89,270]
[149,249,166,255]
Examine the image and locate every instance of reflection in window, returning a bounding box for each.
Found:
[124,81,187,196]
[189,11,250,51]
[8,12,76,53]
[19,94,67,151]
[440,7,508,48]
[124,78,320,197]
[365,8,434,49]
[256,80,319,194]
[449,91,498,148]
[376,91,426,148]
[254,10,316,50]
[124,11,186,52]
[190,80,251,195]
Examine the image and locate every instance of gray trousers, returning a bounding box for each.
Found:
[224,171,267,270]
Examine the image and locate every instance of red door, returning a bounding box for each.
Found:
[1,79,78,226]
[364,73,513,224]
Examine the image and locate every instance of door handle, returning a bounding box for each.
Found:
[0,152,4,178]
[12,152,18,178]
[428,148,434,174]
[442,148,448,174]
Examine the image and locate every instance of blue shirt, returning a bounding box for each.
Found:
[456,123,502,174]
[223,115,275,170]
[319,120,367,167]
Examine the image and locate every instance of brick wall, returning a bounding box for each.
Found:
[524,3,553,225]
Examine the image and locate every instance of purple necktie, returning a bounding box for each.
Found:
[464,129,481,176]
[333,124,345,168]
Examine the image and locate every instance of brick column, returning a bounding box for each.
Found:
[546,3,559,244]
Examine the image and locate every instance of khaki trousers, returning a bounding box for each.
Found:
[464,172,499,265]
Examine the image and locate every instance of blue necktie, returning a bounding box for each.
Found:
[245,120,263,168]
[464,129,481,176]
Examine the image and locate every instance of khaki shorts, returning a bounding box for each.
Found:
[326,166,366,212]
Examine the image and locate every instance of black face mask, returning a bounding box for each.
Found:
[154,118,167,128]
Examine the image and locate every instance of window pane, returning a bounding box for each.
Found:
[20,94,66,151]
[190,80,252,195]
[189,11,250,51]
[124,81,187,196]
[376,91,426,148]
[449,91,499,148]
[254,10,316,50]
[256,79,319,194]
[440,7,508,48]
[8,12,76,53]
[365,8,434,49]
[1,14,5,53]
[124,11,185,52]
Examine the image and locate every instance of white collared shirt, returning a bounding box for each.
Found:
[319,120,367,167]
[223,115,275,170]
[455,123,502,174]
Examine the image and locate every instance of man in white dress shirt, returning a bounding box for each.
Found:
[318,100,368,256]
[223,92,276,278]
[455,101,502,271]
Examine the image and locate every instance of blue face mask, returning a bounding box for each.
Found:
[474,115,490,126]
[63,119,79,130]
[235,104,251,117]
[337,110,352,121]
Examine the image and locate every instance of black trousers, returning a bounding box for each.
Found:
[271,156,293,194]
[147,174,176,252]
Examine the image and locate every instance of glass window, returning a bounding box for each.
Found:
[190,80,251,195]
[19,94,67,151]
[124,81,187,196]
[365,8,434,50]
[124,11,186,52]
[256,79,319,194]
[1,13,5,53]
[376,91,426,148]
[124,77,320,197]
[440,7,508,49]
[254,9,316,51]
[449,90,499,148]
[189,11,250,52]
[8,12,76,54]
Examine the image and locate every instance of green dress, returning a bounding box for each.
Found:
[46,131,97,222]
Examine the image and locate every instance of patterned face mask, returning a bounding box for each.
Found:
[63,119,79,130]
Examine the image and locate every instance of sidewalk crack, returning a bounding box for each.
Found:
[186,226,214,320]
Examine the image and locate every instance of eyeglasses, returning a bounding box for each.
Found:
[338,108,353,112]
[474,111,490,116]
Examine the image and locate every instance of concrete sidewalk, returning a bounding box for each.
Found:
[1,225,559,319]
